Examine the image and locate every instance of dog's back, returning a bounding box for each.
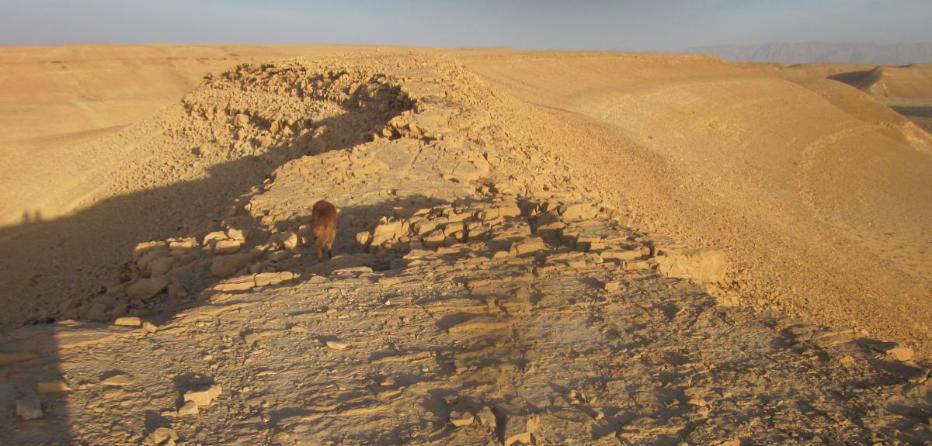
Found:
[310,200,337,259]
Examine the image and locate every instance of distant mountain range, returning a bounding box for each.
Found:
[683,42,932,65]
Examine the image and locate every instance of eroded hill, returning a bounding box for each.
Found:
[0,47,930,445]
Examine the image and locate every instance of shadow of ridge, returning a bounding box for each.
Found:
[890,105,932,118]
[0,73,413,444]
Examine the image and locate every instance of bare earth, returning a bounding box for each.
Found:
[0,46,929,445]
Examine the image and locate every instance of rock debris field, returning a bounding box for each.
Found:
[0,51,930,445]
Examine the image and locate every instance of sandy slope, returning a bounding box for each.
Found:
[458,51,932,351]
[0,47,930,444]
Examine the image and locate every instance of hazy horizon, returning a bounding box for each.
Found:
[2,1,931,51]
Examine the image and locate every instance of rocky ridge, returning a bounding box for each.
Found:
[1,56,929,444]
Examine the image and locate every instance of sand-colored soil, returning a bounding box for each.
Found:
[0,46,929,444]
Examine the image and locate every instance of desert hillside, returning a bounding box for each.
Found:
[685,42,932,65]
[0,46,929,445]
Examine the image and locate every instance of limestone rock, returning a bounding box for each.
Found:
[886,345,915,361]
[144,427,178,446]
[177,400,198,416]
[210,253,252,278]
[510,237,546,257]
[37,381,70,393]
[325,340,349,351]
[476,406,497,429]
[213,239,243,255]
[114,316,142,327]
[254,271,297,287]
[149,256,175,277]
[281,231,301,251]
[655,248,727,283]
[561,203,598,220]
[356,231,372,247]
[371,220,408,246]
[502,413,535,446]
[184,384,222,407]
[127,277,169,299]
[133,241,166,258]
[449,411,474,427]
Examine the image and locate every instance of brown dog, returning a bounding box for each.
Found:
[310,200,337,259]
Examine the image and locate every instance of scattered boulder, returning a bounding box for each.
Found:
[149,256,175,277]
[210,253,253,278]
[371,220,408,246]
[127,277,169,299]
[510,237,546,257]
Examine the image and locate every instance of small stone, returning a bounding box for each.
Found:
[202,230,228,246]
[114,316,142,327]
[213,239,243,254]
[184,384,222,407]
[886,346,915,361]
[101,373,136,387]
[254,271,296,287]
[356,231,372,247]
[167,282,188,298]
[16,396,43,420]
[143,321,159,333]
[37,381,70,393]
[281,231,301,251]
[325,340,349,351]
[450,411,475,427]
[561,203,598,220]
[210,253,252,278]
[145,427,178,445]
[510,237,546,257]
[149,256,175,277]
[127,277,169,299]
[227,228,246,243]
[603,281,621,292]
[177,400,198,416]
[371,220,408,246]
[133,241,166,258]
[476,406,497,429]
[234,113,250,127]
[501,414,533,446]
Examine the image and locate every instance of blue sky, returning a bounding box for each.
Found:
[1,0,930,50]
